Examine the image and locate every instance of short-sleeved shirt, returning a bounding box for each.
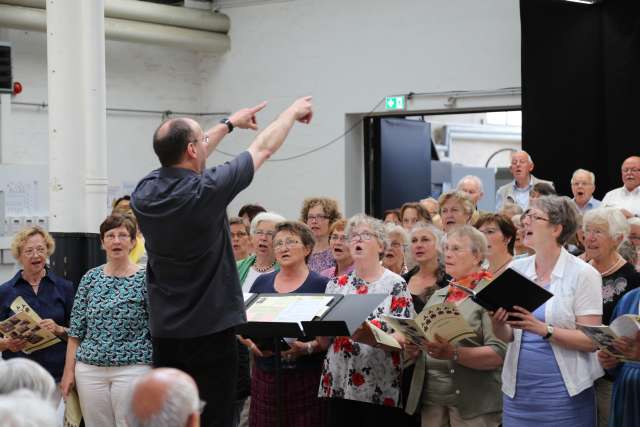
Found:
[0,269,74,381]
[68,266,152,367]
[601,262,640,325]
[502,249,604,398]
[318,269,413,407]
[131,151,254,338]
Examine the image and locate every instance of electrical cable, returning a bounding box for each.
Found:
[10,101,229,117]
[215,97,386,162]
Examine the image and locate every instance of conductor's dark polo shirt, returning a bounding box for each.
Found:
[131,151,254,339]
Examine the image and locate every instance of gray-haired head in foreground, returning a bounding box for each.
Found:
[126,368,200,427]
[442,225,489,265]
[530,195,580,245]
[0,389,58,427]
[0,358,56,401]
[345,214,388,253]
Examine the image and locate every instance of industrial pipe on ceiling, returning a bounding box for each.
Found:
[0,0,230,53]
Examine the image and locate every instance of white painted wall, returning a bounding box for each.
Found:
[0,0,521,280]
[201,0,522,219]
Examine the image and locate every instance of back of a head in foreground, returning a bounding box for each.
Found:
[0,358,56,401]
[127,368,200,427]
[0,389,57,427]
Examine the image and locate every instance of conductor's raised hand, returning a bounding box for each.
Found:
[288,96,313,124]
[229,101,267,131]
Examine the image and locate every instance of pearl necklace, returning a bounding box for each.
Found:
[254,260,276,272]
[596,255,625,278]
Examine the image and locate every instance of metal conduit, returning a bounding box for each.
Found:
[0,1,230,53]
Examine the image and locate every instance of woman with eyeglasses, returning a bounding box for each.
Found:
[320,220,354,278]
[246,221,329,427]
[582,208,640,425]
[438,191,475,233]
[237,212,286,293]
[60,213,152,427]
[491,196,603,427]
[404,225,506,426]
[382,223,410,275]
[300,197,342,273]
[0,226,74,405]
[318,214,413,425]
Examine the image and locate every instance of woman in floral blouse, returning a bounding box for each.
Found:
[318,214,413,425]
[60,213,152,427]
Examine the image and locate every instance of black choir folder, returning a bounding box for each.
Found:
[450,268,553,315]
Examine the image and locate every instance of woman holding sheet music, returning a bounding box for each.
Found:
[247,221,329,427]
[597,287,640,427]
[404,225,506,426]
[0,226,74,400]
[318,214,413,426]
[491,196,603,427]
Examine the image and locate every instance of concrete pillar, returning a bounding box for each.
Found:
[47,0,108,233]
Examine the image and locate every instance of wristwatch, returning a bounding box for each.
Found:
[452,348,460,362]
[542,324,554,340]
[220,117,234,133]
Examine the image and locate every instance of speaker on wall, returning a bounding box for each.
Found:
[0,43,12,94]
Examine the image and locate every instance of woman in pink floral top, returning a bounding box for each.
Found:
[318,214,414,425]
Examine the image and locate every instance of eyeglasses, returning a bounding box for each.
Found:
[23,247,47,257]
[254,230,275,239]
[583,227,606,238]
[571,181,593,187]
[329,234,348,242]
[103,232,132,241]
[389,242,406,249]
[522,209,550,222]
[307,214,329,222]
[273,239,302,249]
[230,231,248,238]
[349,231,376,242]
[190,135,209,145]
[621,168,640,174]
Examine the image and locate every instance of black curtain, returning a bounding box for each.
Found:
[520,0,640,198]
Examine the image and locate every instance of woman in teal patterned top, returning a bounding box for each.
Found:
[60,213,152,427]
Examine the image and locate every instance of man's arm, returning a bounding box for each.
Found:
[247,96,313,171]
[205,101,268,157]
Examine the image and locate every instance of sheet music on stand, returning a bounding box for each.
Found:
[246,294,335,324]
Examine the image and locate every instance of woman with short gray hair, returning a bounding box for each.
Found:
[382,223,410,275]
[438,191,475,232]
[405,225,506,426]
[237,211,286,293]
[583,208,640,425]
[492,196,603,426]
[319,214,413,425]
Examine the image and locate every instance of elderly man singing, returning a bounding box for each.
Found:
[571,169,601,214]
[602,155,640,218]
[495,151,554,211]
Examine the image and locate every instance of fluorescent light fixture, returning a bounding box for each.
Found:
[560,0,602,4]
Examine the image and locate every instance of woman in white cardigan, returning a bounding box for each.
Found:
[491,196,603,427]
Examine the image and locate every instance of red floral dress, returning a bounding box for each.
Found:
[318,269,413,407]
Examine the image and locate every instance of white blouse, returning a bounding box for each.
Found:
[501,248,604,398]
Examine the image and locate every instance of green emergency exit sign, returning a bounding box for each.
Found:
[385,96,405,111]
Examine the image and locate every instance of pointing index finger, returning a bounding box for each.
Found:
[250,101,267,113]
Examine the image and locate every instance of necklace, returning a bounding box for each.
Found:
[491,256,513,275]
[596,255,624,277]
[254,260,276,272]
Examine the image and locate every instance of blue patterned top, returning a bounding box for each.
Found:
[68,266,152,367]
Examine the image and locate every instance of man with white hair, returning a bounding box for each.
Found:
[127,368,201,427]
[602,155,640,217]
[457,175,485,207]
[570,168,601,213]
[0,389,58,427]
[495,150,553,210]
[0,358,56,402]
